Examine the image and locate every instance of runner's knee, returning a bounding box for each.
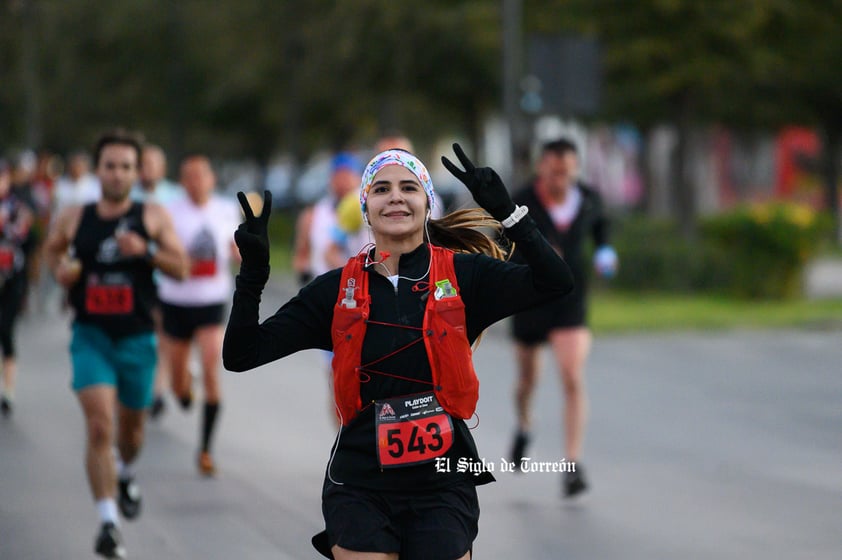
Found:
[87,416,113,448]
[561,369,584,396]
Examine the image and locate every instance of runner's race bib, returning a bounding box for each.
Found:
[0,245,15,274]
[190,259,217,278]
[85,273,134,315]
[0,244,15,288]
[375,392,454,468]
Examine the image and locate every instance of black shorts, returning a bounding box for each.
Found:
[160,302,225,341]
[318,480,478,560]
[511,300,586,345]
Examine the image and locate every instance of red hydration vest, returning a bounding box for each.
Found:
[330,245,479,426]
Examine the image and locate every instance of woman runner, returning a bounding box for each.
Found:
[223,145,573,559]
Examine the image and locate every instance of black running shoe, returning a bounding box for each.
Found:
[564,465,589,498]
[118,477,142,520]
[149,395,165,419]
[94,522,126,559]
[0,397,11,418]
[509,431,530,467]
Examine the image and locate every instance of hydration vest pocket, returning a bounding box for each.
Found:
[428,296,478,419]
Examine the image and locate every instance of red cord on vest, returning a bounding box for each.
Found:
[364,251,390,266]
[365,320,422,331]
[357,367,435,387]
[411,281,429,292]
[358,334,424,369]
[355,368,371,383]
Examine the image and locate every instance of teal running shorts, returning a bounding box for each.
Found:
[70,322,157,410]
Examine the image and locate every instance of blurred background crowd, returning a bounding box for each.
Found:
[2,0,841,302]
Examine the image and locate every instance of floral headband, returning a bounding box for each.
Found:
[359,149,435,218]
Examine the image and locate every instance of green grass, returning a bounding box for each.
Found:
[268,211,296,273]
[270,243,292,272]
[819,244,842,259]
[591,291,842,333]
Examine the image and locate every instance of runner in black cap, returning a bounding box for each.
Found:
[508,138,618,498]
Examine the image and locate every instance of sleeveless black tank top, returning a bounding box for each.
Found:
[69,202,157,338]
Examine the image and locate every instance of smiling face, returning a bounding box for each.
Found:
[365,165,428,244]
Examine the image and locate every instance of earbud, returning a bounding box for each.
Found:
[426,208,432,219]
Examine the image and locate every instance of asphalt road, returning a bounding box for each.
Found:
[1,280,840,559]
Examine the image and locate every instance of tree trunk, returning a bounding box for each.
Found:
[167,2,187,166]
[639,125,653,214]
[502,0,530,187]
[822,124,841,245]
[674,91,696,238]
[20,0,42,149]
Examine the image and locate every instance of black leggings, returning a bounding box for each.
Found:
[0,274,26,358]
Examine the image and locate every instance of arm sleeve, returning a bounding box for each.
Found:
[460,214,574,339]
[590,190,610,248]
[222,267,336,372]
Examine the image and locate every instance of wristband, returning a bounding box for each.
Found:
[145,241,159,263]
[501,205,529,228]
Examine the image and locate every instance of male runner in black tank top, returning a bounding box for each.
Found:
[44,130,188,559]
[508,138,618,499]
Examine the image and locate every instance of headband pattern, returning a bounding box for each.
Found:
[359,150,435,218]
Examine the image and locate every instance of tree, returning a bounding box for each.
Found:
[769,0,842,243]
[1,0,503,167]
[526,0,784,235]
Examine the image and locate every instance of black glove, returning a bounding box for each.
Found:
[235,190,272,270]
[441,143,516,222]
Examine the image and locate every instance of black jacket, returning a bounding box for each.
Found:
[224,214,573,490]
[511,182,609,330]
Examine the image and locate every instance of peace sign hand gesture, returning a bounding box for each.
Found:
[441,143,516,222]
[235,190,272,270]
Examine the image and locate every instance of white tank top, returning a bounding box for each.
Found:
[308,196,338,277]
[158,195,241,306]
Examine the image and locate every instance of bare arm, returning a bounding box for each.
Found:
[590,189,610,247]
[142,202,189,280]
[325,240,347,269]
[13,204,35,241]
[43,206,83,288]
[230,239,242,264]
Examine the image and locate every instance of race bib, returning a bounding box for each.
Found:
[0,247,14,274]
[375,392,454,468]
[190,259,217,278]
[85,274,134,315]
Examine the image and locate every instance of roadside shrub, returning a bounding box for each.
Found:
[609,216,727,293]
[700,202,829,299]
